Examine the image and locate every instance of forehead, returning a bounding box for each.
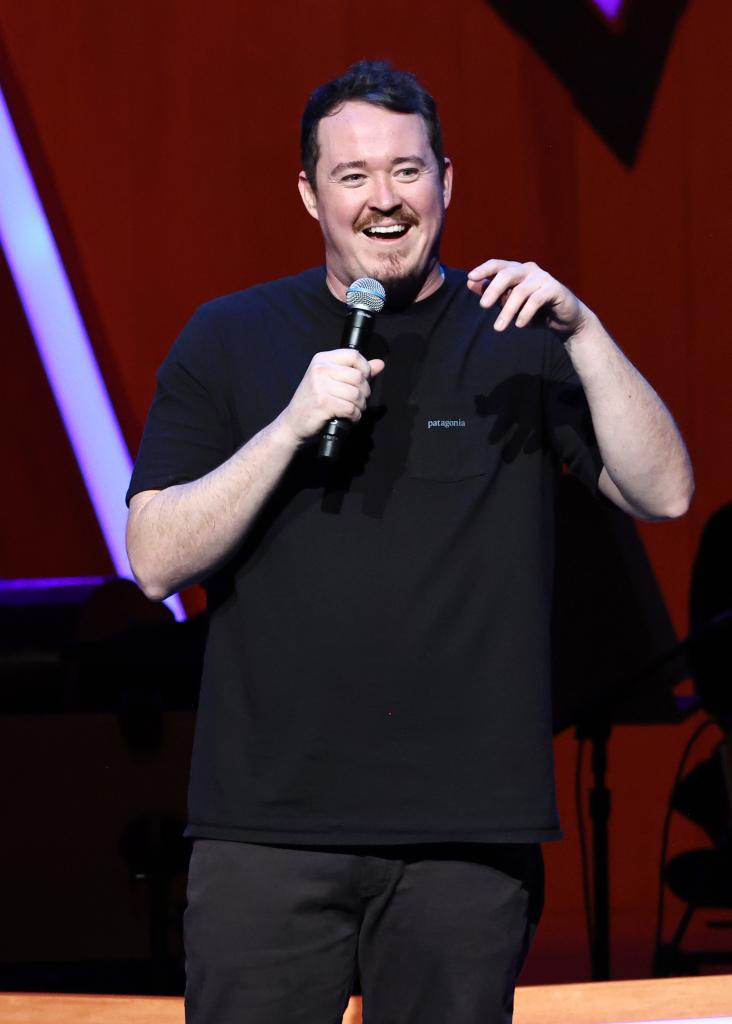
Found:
[316,101,431,172]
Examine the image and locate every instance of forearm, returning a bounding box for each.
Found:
[127,344,384,601]
[565,310,694,520]
[126,413,299,600]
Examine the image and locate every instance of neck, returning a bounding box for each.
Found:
[325,258,445,308]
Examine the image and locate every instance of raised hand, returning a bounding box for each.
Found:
[467,259,589,337]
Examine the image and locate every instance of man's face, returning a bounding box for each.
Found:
[298,101,452,304]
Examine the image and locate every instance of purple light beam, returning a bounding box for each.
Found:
[592,0,624,18]
[0,84,185,621]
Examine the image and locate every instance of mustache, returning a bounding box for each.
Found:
[353,209,419,233]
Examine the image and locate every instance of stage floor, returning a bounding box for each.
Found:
[514,974,732,1023]
[0,974,730,1023]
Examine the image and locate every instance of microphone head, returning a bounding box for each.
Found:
[346,277,386,313]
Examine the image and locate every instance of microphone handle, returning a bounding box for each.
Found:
[318,307,376,460]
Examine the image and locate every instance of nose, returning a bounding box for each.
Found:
[368,173,401,213]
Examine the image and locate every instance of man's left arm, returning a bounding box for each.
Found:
[467,259,694,521]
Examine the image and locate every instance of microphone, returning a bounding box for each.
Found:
[318,277,386,460]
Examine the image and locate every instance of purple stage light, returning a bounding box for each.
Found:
[0,576,110,591]
[592,0,624,18]
[0,85,185,620]
[0,575,111,606]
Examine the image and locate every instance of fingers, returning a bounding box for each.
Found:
[325,347,374,376]
[323,362,368,389]
[511,284,557,329]
[329,377,370,412]
[476,262,540,310]
[284,348,383,442]
[492,274,549,331]
[467,258,511,285]
[466,258,515,298]
[467,260,559,332]
[311,371,370,419]
[313,349,375,393]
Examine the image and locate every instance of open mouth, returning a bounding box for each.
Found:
[362,224,411,242]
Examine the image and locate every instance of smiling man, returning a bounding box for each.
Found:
[126,61,692,1024]
[298,97,451,307]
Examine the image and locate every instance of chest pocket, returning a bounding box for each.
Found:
[374,309,547,484]
[406,395,499,482]
[406,376,546,483]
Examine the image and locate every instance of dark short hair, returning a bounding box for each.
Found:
[300,60,445,187]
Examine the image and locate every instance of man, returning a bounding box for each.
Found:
[126,61,692,1023]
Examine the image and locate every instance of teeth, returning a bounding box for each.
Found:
[367,225,407,235]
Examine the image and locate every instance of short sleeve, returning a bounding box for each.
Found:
[126,307,234,505]
[542,329,604,492]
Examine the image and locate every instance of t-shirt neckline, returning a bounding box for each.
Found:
[316,265,463,321]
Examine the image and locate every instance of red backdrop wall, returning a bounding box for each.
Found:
[1,0,730,985]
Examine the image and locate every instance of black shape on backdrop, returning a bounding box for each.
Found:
[485,0,689,165]
[689,501,732,726]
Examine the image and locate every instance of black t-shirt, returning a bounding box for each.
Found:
[128,266,602,844]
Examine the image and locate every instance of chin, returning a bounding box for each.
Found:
[380,269,426,310]
[349,252,412,304]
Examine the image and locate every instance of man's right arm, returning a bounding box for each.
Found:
[126,348,384,601]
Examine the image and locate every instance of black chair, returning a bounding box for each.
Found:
[656,746,732,975]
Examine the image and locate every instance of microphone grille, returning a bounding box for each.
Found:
[346,277,386,313]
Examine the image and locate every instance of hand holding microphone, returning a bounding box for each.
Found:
[278,278,386,455]
[318,277,386,459]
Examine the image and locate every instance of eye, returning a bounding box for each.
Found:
[340,173,365,185]
[395,166,420,179]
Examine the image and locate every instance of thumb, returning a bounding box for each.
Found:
[368,358,386,377]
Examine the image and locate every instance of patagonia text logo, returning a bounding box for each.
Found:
[427,418,467,430]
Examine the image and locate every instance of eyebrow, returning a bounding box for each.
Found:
[328,155,427,177]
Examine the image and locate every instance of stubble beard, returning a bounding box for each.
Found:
[375,243,443,310]
[351,207,439,310]
[363,237,443,310]
[378,259,428,310]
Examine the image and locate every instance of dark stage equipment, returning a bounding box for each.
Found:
[552,474,691,980]
[654,501,732,976]
[0,576,205,720]
[0,577,205,994]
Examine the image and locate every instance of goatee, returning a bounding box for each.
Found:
[381,269,428,310]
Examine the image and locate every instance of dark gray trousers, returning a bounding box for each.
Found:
[184,839,544,1024]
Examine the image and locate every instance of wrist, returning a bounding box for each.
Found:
[563,305,602,356]
[565,303,610,360]
[270,410,307,453]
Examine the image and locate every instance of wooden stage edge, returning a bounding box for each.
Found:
[0,974,730,1023]
[515,974,732,1022]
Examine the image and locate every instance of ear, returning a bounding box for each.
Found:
[441,158,454,210]
[298,171,320,221]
